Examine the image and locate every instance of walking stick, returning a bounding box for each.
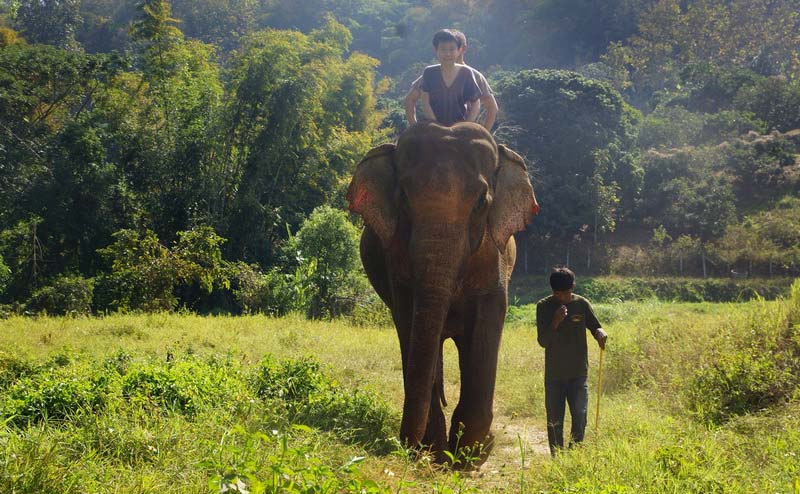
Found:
[595,346,605,435]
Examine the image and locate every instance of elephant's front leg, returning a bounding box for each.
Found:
[422,338,447,460]
[449,290,507,465]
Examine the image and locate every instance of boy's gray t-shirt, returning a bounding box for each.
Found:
[536,294,602,381]
[412,65,493,96]
[419,64,482,126]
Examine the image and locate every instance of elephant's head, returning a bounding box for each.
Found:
[346,122,538,445]
[347,123,538,257]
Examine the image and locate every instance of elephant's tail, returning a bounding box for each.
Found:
[437,339,447,408]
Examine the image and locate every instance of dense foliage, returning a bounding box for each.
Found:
[1,0,798,313]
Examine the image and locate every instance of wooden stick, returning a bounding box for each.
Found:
[595,347,605,435]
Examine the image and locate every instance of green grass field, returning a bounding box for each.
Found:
[1,282,799,493]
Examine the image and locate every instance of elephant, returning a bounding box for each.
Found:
[346,121,539,464]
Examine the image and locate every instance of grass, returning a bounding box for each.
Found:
[0,281,799,493]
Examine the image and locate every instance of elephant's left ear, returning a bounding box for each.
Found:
[346,143,398,247]
[488,145,540,250]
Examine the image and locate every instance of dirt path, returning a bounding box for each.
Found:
[462,414,550,487]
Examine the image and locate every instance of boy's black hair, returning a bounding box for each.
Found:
[550,267,575,291]
[432,29,463,49]
[452,30,467,48]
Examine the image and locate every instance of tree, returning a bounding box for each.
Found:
[0,217,44,301]
[222,21,379,266]
[518,0,655,67]
[637,148,736,241]
[671,234,700,276]
[14,0,82,49]
[604,0,800,105]
[495,69,641,260]
[0,26,24,47]
[130,0,183,80]
[286,205,364,318]
[0,253,10,296]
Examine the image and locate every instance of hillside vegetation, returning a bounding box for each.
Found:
[1,0,800,315]
[1,281,798,492]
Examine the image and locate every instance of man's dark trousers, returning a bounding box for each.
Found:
[544,377,588,456]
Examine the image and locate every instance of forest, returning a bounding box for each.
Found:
[1,0,799,316]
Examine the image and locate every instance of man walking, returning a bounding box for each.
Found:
[536,267,608,455]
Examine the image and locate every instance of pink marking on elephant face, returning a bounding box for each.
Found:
[531,202,540,216]
[349,186,371,212]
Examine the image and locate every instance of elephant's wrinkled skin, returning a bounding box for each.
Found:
[346,121,539,463]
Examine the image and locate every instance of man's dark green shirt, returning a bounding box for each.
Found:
[536,294,602,380]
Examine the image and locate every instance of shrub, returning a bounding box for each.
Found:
[95,227,232,312]
[251,355,396,450]
[347,290,393,327]
[1,361,113,427]
[230,260,317,316]
[637,106,705,149]
[121,356,246,416]
[95,229,185,312]
[286,206,367,319]
[0,350,39,389]
[735,76,800,132]
[510,275,793,304]
[24,275,94,315]
[201,427,394,494]
[686,280,800,424]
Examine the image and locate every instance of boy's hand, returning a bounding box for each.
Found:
[594,328,608,350]
[551,305,568,329]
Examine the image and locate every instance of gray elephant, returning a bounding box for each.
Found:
[346,121,539,464]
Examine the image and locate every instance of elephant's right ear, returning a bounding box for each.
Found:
[488,145,539,250]
[346,143,397,247]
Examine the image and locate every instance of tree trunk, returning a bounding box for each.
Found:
[702,251,707,279]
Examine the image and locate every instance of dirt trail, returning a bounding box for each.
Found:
[464,414,550,484]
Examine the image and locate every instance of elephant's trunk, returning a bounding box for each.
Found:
[400,225,463,446]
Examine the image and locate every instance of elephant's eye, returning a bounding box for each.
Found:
[398,189,410,210]
[475,193,488,212]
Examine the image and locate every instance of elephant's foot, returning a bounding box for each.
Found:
[448,431,495,470]
[422,406,448,462]
[447,414,495,470]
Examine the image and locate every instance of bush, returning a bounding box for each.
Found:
[95,230,184,312]
[95,227,231,312]
[687,280,800,424]
[347,290,392,327]
[230,260,317,316]
[121,356,247,416]
[1,361,112,427]
[0,350,39,389]
[510,275,794,304]
[24,275,94,315]
[700,110,765,142]
[735,76,800,132]
[637,106,705,149]
[286,206,369,319]
[252,355,396,450]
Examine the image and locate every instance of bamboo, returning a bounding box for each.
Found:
[595,347,605,435]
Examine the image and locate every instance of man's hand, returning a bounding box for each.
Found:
[594,328,608,350]
[551,305,568,329]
